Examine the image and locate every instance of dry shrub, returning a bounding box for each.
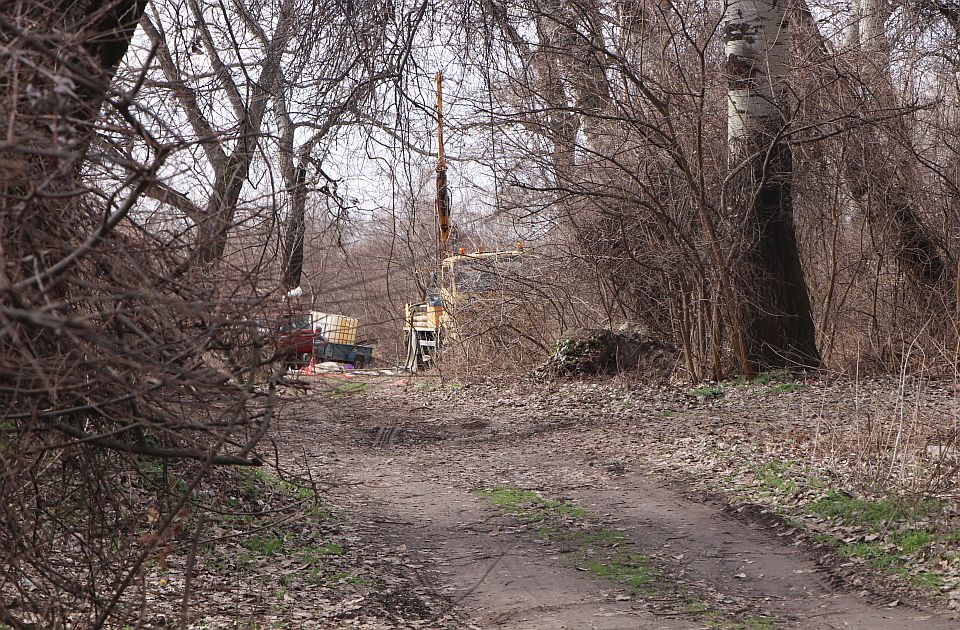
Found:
[807,365,960,494]
[0,4,283,626]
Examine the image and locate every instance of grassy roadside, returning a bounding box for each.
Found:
[686,370,807,399]
[624,372,960,610]
[717,458,960,604]
[425,372,960,614]
[132,465,453,628]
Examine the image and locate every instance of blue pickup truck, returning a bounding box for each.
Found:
[313,337,374,369]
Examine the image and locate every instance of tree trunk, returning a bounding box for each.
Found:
[143,0,295,268]
[281,166,308,290]
[1,0,147,285]
[853,0,950,292]
[797,0,951,296]
[723,0,822,371]
[6,0,147,156]
[536,0,611,156]
[483,0,578,182]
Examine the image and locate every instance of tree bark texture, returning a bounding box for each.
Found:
[1,0,147,287]
[281,166,308,290]
[723,0,822,370]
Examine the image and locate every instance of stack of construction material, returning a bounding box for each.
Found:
[310,311,358,345]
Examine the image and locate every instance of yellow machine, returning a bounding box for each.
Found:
[404,249,524,370]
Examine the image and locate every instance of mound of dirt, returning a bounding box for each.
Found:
[538,328,676,379]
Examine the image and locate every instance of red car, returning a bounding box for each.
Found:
[276,316,316,364]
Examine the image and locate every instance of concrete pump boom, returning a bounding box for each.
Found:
[435,72,451,263]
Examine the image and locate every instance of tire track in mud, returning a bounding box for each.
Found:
[283,380,960,629]
[333,458,690,629]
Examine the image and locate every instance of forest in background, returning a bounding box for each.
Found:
[4,0,960,625]
[92,0,960,380]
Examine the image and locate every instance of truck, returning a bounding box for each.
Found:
[276,310,374,369]
[404,247,525,371]
[313,337,373,368]
[275,314,314,365]
[309,311,374,369]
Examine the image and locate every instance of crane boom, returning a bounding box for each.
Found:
[435,72,450,262]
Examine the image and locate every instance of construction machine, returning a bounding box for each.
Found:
[403,74,526,371]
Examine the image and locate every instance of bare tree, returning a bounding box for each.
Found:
[0,1,293,625]
[723,0,821,370]
[139,0,295,267]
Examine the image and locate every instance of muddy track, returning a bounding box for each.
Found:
[279,379,959,629]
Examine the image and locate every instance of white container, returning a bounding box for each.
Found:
[310,311,359,346]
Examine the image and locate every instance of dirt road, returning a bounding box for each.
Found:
[277,377,960,629]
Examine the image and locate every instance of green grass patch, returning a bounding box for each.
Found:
[474,486,588,521]
[687,370,800,399]
[241,534,286,557]
[234,535,345,577]
[810,532,841,549]
[909,571,943,590]
[683,596,775,629]
[764,382,806,394]
[476,486,652,594]
[749,370,791,385]
[327,571,371,587]
[815,525,945,592]
[838,541,898,569]
[232,468,329,517]
[754,461,797,496]
[895,529,934,555]
[747,370,804,394]
[688,385,725,399]
[736,617,777,630]
[810,492,942,530]
[807,492,947,589]
[328,381,370,398]
[300,542,344,562]
[686,370,804,400]
[581,551,657,591]
[536,524,658,594]
[476,486,773,627]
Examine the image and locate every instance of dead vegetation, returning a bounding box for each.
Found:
[538,328,676,379]
[5,0,960,626]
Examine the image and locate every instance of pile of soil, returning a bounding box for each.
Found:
[538,328,676,379]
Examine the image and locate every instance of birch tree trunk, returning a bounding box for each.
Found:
[723,0,821,370]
